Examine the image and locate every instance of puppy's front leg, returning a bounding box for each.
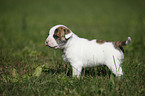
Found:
[72,64,82,78]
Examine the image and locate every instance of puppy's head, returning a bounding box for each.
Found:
[45,25,73,49]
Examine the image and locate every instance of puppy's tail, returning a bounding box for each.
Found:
[125,37,132,45]
[114,37,132,47]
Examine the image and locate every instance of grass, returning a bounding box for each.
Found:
[0,0,145,95]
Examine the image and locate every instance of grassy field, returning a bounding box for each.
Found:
[0,0,145,95]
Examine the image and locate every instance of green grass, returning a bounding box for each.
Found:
[0,0,145,95]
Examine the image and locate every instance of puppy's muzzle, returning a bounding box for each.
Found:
[45,40,51,47]
[45,41,59,49]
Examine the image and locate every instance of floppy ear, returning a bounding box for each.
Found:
[65,32,73,39]
[64,28,73,39]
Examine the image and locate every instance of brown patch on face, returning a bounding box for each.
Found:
[53,26,71,42]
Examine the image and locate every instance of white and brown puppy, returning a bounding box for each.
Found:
[45,25,132,78]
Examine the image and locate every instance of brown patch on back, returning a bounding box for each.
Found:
[96,39,127,52]
[113,41,126,52]
[96,40,109,44]
[113,41,126,48]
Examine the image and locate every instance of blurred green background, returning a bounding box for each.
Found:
[0,0,145,95]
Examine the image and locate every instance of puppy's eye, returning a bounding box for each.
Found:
[55,29,58,32]
[53,35,59,39]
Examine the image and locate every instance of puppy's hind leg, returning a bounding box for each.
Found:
[106,57,123,77]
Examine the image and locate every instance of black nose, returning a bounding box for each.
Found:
[45,41,48,45]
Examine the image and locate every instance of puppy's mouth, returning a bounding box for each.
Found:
[45,45,60,49]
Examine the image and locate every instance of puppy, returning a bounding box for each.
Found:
[45,25,131,78]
